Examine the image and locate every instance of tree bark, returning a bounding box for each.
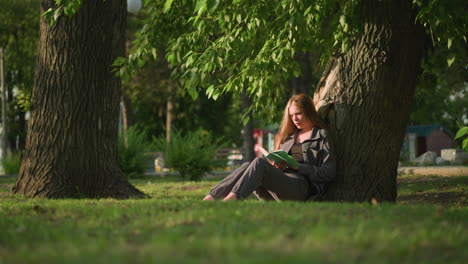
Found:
[17,110,26,150]
[314,0,425,202]
[13,0,144,198]
[291,52,312,95]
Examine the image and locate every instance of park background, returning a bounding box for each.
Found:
[0,0,467,263]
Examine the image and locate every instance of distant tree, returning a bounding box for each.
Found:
[122,5,245,146]
[13,0,144,198]
[0,0,40,151]
[410,40,467,134]
[123,52,244,147]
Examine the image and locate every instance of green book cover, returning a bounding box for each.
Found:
[266,150,301,168]
[258,146,301,168]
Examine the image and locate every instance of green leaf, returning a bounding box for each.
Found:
[112,57,126,66]
[341,41,349,53]
[119,67,127,79]
[455,127,468,139]
[164,0,174,13]
[463,138,468,152]
[293,68,301,77]
[207,0,219,12]
[167,53,176,64]
[53,7,63,21]
[195,0,207,14]
[186,56,194,67]
[212,90,220,100]
[137,57,145,68]
[339,15,345,27]
[206,85,214,97]
[343,23,349,33]
[447,38,452,49]
[242,115,250,126]
[187,87,199,100]
[447,54,455,67]
[42,8,54,20]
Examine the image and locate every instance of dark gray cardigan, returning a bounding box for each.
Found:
[279,127,336,199]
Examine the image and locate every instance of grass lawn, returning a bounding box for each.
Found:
[0,174,467,264]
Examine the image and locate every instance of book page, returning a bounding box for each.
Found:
[257,145,269,157]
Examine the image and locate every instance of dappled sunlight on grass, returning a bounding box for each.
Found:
[0,174,467,263]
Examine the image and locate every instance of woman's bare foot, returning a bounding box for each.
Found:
[202,194,215,201]
[222,192,238,201]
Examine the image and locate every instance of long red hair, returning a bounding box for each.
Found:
[274,94,327,149]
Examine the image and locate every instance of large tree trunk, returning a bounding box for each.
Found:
[13,0,144,198]
[314,0,425,202]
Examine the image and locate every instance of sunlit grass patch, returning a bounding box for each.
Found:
[0,174,467,263]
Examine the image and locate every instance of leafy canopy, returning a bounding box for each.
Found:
[124,0,466,117]
[35,0,468,123]
[124,0,360,117]
[0,0,40,111]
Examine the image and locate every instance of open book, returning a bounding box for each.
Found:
[258,146,301,168]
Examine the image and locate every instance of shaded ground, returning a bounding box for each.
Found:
[398,191,467,207]
[1,174,467,206]
[397,175,468,207]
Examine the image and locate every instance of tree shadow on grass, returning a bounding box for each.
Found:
[397,175,468,207]
[2,174,466,207]
[130,175,224,185]
[398,191,467,207]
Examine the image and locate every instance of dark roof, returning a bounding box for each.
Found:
[406,124,454,138]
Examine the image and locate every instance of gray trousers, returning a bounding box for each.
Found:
[209,157,311,201]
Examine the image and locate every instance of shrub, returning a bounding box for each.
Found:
[118,127,151,178]
[399,151,409,162]
[2,152,22,175]
[455,126,468,152]
[153,130,225,181]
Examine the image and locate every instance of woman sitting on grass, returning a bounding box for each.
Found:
[203,93,336,201]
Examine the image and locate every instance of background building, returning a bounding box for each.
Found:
[402,124,455,160]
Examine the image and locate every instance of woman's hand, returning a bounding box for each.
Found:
[269,160,286,171]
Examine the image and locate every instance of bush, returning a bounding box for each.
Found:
[153,130,225,181]
[118,127,151,178]
[2,152,22,175]
[455,126,468,152]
